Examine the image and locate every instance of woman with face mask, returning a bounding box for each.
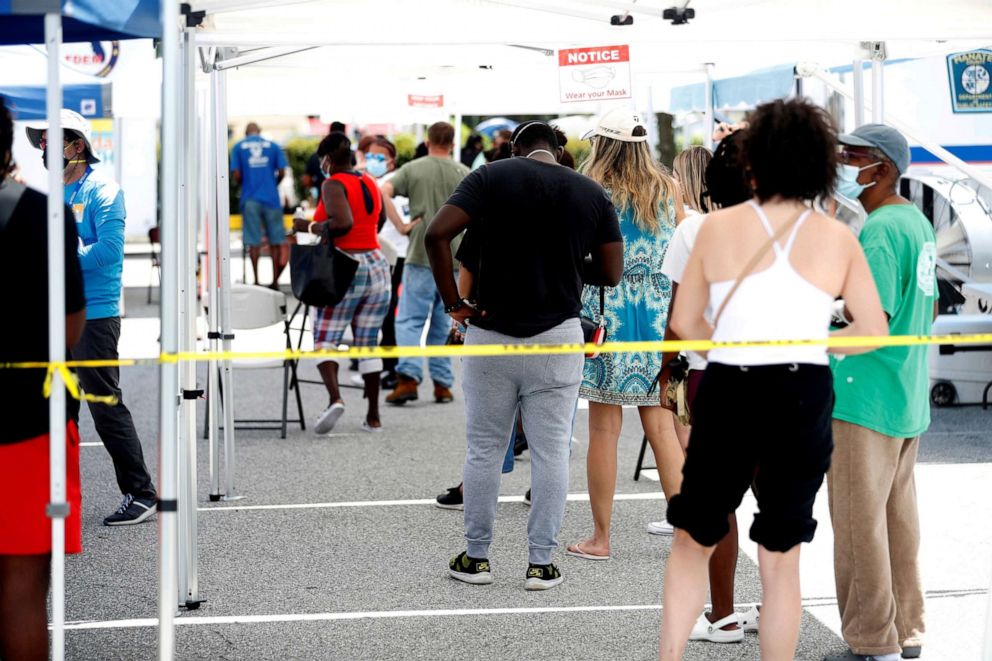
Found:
[368,138,412,388]
[292,132,392,434]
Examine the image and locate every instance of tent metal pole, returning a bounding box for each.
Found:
[213,68,240,501]
[872,58,884,124]
[179,26,202,609]
[207,67,222,501]
[703,62,714,150]
[799,64,992,192]
[44,13,67,661]
[211,46,316,70]
[852,59,865,128]
[158,0,181,658]
[176,24,190,608]
[452,111,462,161]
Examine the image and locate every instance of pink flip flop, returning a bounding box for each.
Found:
[565,542,611,561]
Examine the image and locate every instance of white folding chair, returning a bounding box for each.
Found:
[204,284,305,439]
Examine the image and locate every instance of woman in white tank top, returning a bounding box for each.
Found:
[659,99,888,661]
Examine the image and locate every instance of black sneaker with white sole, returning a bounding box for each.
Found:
[435,484,464,510]
[103,494,157,526]
[525,562,564,591]
[448,551,493,585]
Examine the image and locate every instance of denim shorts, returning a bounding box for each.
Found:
[242,199,285,247]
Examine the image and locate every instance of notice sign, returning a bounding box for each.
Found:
[559,45,631,103]
[947,49,992,113]
[408,94,444,108]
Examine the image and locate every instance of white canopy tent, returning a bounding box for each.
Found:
[192,0,992,118]
[149,2,992,659]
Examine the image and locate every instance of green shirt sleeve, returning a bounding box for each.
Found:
[389,165,410,198]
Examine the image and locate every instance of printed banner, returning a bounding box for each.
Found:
[558,45,631,103]
[407,94,444,108]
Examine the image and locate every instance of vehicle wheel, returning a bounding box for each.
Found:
[930,382,957,407]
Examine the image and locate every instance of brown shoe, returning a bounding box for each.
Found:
[386,376,419,405]
[434,385,454,403]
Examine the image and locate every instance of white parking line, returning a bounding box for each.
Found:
[196,491,667,512]
[60,588,984,632]
[62,604,665,631]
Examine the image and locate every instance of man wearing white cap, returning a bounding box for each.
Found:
[27,109,157,526]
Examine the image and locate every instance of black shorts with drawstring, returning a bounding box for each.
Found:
[666,362,834,553]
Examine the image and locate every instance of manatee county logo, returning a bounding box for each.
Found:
[57,41,120,78]
[962,64,990,95]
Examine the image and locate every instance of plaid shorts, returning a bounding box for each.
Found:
[312,250,391,351]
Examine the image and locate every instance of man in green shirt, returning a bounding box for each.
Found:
[825,125,936,661]
[380,122,469,404]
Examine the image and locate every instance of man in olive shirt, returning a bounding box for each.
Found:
[381,122,469,405]
[826,125,936,661]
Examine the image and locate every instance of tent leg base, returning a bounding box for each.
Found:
[182,599,205,610]
[208,494,222,502]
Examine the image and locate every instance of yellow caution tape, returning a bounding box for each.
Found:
[42,363,119,406]
[4,332,992,402]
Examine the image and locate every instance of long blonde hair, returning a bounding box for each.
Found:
[581,137,677,232]
[673,146,712,214]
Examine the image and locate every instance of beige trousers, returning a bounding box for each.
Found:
[827,420,926,656]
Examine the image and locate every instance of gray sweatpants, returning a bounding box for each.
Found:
[461,318,583,566]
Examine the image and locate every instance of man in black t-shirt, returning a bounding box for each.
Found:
[0,96,87,661]
[426,121,622,590]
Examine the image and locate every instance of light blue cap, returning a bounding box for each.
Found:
[838,123,910,174]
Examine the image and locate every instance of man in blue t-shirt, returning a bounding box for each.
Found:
[27,109,158,526]
[230,122,288,288]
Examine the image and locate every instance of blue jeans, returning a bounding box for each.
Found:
[395,263,453,387]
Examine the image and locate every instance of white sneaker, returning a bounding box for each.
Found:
[646,520,674,536]
[688,611,744,643]
[740,605,759,632]
[314,402,345,434]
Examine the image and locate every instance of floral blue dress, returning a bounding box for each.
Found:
[579,198,676,406]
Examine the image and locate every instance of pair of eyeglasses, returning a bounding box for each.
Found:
[837,149,874,164]
[38,137,75,149]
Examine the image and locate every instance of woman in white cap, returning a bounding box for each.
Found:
[566,108,684,561]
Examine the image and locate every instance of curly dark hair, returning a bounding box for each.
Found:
[744,98,837,202]
[704,130,751,208]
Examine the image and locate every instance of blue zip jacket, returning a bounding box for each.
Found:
[65,167,126,320]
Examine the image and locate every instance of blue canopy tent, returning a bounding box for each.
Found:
[0,83,111,119]
[0,0,160,44]
[0,2,160,660]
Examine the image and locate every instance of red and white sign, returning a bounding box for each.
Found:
[558,45,631,103]
[407,94,445,108]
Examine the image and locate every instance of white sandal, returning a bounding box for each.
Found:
[740,605,760,632]
[688,611,744,643]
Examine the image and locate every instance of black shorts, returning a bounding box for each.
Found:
[666,362,834,552]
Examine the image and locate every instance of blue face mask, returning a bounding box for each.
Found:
[836,162,880,200]
[365,153,388,178]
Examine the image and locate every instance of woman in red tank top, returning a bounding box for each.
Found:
[292,132,392,433]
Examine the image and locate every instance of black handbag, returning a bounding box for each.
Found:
[290,240,359,308]
[580,287,606,358]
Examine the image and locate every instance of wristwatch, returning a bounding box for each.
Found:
[444,298,470,314]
